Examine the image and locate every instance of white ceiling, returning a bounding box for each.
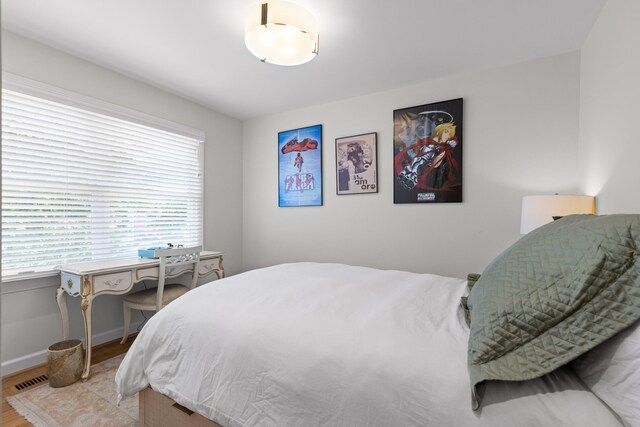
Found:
[1,0,607,120]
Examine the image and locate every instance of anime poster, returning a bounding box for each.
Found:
[278,124,322,207]
[336,132,377,195]
[393,98,463,203]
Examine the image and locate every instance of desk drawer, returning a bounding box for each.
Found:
[93,271,133,295]
[137,265,196,281]
[137,267,159,281]
[199,258,221,277]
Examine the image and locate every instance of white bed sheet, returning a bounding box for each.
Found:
[116,263,621,426]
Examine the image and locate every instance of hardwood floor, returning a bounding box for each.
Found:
[2,335,137,427]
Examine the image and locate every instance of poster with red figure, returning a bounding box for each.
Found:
[278,124,322,207]
[393,98,463,203]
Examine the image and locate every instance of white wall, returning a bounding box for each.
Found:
[1,31,243,373]
[579,0,640,213]
[11,1,636,372]
[242,53,582,278]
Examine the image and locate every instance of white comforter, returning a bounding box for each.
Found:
[116,263,621,426]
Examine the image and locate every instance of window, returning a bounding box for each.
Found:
[2,75,204,281]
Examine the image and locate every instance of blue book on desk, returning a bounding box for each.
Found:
[138,247,169,259]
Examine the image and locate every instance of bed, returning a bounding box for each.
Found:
[116,214,640,426]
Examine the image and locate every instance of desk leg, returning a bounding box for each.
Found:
[56,286,70,340]
[216,256,225,279]
[81,295,94,381]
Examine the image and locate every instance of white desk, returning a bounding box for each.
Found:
[56,251,224,380]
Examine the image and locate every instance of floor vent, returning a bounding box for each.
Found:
[14,374,48,391]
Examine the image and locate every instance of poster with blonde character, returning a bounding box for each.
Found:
[393,98,463,203]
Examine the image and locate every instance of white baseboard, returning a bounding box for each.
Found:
[1,321,143,376]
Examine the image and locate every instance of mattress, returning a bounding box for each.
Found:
[116,263,622,426]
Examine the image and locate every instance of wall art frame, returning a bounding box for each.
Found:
[278,124,323,207]
[335,132,378,195]
[393,98,463,203]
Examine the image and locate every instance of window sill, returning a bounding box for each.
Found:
[2,270,60,294]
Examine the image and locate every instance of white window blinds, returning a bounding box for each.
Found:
[2,87,203,278]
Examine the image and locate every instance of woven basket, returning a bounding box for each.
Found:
[47,339,84,387]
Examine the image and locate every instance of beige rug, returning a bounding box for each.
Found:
[7,354,137,427]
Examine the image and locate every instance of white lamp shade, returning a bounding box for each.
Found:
[245,1,318,66]
[520,195,595,234]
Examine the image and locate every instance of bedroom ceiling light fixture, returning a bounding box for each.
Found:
[245,1,319,66]
[520,194,595,234]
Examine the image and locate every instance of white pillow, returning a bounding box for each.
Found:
[571,320,640,427]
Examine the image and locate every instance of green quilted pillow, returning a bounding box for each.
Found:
[466,214,640,410]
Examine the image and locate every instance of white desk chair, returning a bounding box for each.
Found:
[121,245,202,344]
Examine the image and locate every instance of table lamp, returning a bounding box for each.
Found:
[520,194,595,234]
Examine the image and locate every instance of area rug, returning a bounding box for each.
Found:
[7,354,137,427]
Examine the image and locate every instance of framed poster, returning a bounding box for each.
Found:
[278,124,322,207]
[393,98,463,203]
[335,132,378,195]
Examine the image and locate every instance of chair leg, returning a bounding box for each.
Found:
[121,303,131,345]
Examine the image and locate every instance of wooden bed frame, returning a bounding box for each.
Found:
[139,387,223,427]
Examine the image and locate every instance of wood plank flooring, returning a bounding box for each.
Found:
[2,335,136,427]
